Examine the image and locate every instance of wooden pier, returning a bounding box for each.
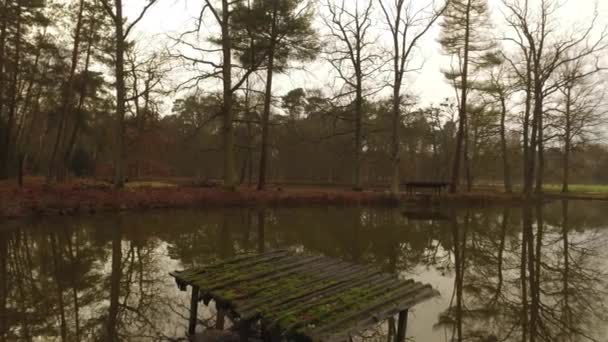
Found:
[171,250,438,342]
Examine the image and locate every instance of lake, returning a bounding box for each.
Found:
[2,201,608,341]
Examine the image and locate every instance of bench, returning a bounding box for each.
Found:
[402,181,451,196]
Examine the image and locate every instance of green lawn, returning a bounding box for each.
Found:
[543,184,608,194]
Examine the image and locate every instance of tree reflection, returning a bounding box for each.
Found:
[1,203,608,341]
[0,229,7,342]
[435,203,608,342]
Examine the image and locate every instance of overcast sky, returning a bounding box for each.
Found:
[123,0,608,110]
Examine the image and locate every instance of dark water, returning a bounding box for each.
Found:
[2,201,608,341]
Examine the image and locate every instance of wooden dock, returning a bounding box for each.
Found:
[171,250,438,342]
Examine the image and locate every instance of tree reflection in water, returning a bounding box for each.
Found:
[436,203,608,342]
[1,202,607,341]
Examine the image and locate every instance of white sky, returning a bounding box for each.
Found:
[124,0,608,111]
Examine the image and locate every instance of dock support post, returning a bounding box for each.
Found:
[260,321,269,342]
[239,320,251,342]
[188,286,200,336]
[395,310,408,342]
[216,306,226,330]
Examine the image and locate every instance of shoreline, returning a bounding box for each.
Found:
[1,184,606,219]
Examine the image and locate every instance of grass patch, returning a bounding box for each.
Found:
[125,181,177,189]
[543,184,608,194]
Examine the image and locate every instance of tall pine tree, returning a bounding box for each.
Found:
[439,0,494,193]
[231,0,318,190]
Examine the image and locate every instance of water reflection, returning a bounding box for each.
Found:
[1,202,608,341]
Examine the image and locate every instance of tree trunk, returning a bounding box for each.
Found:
[522,52,533,196]
[450,0,472,194]
[451,215,467,342]
[15,31,44,150]
[521,205,530,341]
[50,233,68,341]
[64,19,96,172]
[524,90,540,197]
[491,208,508,305]
[244,81,254,187]
[390,75,401,195]
[530,204,544,342]
[535,103,544,194]
[352,22,365,192]
[0,0,8,179]
[221,0,236,189]
[48,0,86,183]
[107,225,122,341]
[113,0,127,188]
[17,154,23,187]
[2,4,21,179]
[354,79,363,190]
[464,116,472,192]
[562,140,570,194]
[23,58,49,168]
[561,200,572,330]
[131,60,142,178]
[525,52,543,197]
[0,231,6,341]
[499,97,512,193]
[257,0,278,191]
[562,86,572,193]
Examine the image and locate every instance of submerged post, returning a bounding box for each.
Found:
[395,310,408,342]
[189,286,200,336]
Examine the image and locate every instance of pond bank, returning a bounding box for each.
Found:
[1,184,604,218]
[0,185,396,218]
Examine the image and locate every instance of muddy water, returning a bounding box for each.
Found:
[1,201,608,341]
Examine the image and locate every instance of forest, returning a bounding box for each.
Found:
[0,0,607,197]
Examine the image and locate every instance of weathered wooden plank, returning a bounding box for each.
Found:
[308,282,428,337]
[178,251,293,285]
[225,257,345,300]
[272,277,409,335]
[209,257,343,306]
[235,263,378,318]
[201,255,324,292]
[176,252,291,285]
[182,253,303,291]
[262,272,392,326]
[319,288,436,342]
[311,285,437,341]
[171,249,289,280]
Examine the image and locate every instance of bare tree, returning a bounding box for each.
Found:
[47,0,87,183]
[169,0,267,189]
[62,8,102,172]
[551,56,605,193]
[126,49,169,178]
[476,58,516,193]
[100,0,160,188]
[323,0,382,190]
[379,0,447,195]
[501,0,608,196]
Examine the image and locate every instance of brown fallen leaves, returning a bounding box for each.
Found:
[0,183,399,218]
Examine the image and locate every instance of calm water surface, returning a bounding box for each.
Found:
[2,201,608,341]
